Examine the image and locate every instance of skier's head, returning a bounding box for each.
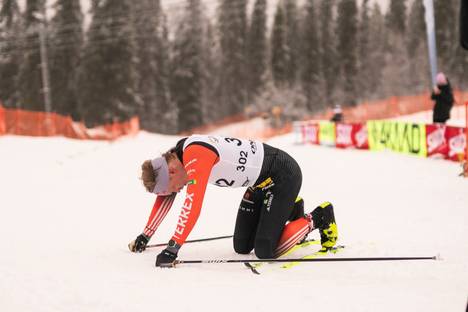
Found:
[141,151,188,195]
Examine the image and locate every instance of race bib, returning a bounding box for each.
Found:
[183,135,264,188]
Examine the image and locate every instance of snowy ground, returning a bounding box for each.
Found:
[1,116,467,311]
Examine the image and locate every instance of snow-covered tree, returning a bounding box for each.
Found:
[49,0,84,119]
[0,0,21,107]
[218,0,248,117]
[17,0,44,111]
[77,0,138,126]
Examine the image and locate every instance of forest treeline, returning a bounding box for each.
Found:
[0,0,466,133]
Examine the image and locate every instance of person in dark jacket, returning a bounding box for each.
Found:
[330,105,343,122]
[431,72,455,124]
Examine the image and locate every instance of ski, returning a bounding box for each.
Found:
[244,239,320,274]
[280,245,346,269]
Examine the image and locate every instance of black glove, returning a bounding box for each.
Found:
[128,234,149,253]
[156,240,180,268]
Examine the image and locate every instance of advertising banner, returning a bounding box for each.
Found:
[319,121,335,146]
[293,121,320,144]
[352,123,369,149]
[426,124,448,158]
[335,123,354,148]
[367,121,427,157]
[335,123,369,149]
[445,126,466,161]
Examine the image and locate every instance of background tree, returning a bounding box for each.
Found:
[271,2,288,87]
[386,0,407,35]
[357,0,371,100]
[366,3,386,99]
[218,0,248,117]
[77,0,138,126]
[284,0,299,86]
[133,0,173,133]
[319,0,337,107]
[381,0,409,97]
[300,0,321,111]
[48,0,83,119]
[406,0,429,93]
[433,0,465,90]
[0,0,21,108]
[171,0,205,132]
[246,0,267,101]
[16,0,45,111]
[336,0,359,105]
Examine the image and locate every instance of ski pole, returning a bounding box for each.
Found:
[146,235,233,249]
[174,255,438,265]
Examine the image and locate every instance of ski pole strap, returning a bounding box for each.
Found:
[146,235,233,249]
[175,255,438,265]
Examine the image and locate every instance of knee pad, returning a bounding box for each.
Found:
[254,239,275,259]
[233,238,254,255]
[275,218,310,257]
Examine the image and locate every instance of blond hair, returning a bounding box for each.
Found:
[140,151,177,193]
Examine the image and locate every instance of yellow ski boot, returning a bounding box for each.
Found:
[310,202,338,249]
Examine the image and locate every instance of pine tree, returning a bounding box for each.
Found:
[386,0,407,36]
[319,0,337,106]
[171,0,205,132]
[155,14,175,132]
[78,0,138,126]
[382,0,409,97]
[406,0,429,92]
[133,0,173,133]
[218,0,248,117]
[300,0,321,111]
[433,0,458,82]
[246,0,267,100]
[16,0,45,111]
[200,21,219,123]
[284,0,299,86]
[49,0,84,119]
[357,0,371,100]
[0,0,21,108]
[271,2,288,87]
[336,0,358,105]
[366,3,386,99]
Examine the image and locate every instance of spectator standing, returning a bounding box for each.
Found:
[431,72,454,124]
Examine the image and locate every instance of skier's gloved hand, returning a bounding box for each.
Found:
[156,240,180,268]
[128,234,150,253]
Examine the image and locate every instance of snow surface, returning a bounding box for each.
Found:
[1,117,468,311]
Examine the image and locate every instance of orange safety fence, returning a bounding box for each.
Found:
[190,91,468,140]
[0,105,5,135]
[309,91,468,122]
[0,104,139,140]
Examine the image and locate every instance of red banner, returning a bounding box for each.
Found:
[352,123,369,149]
[446,126,466,162]
[335,123,369,149]
[426,124,449,158]
[301,122,320,144]
[336,123,354,148]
